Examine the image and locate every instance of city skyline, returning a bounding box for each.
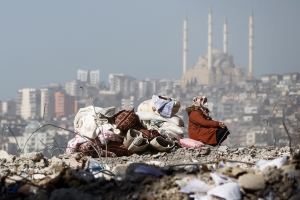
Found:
[1,1,300,100]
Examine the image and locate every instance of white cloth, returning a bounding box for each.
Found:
[74,106,120,139]
[180,178,213,194]
[255,155,288,171]
[206,182,241,200]
[210,172,236,186]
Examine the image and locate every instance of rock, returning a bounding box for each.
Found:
[63,156,81,168]
[113,163,130,175]
[32,174,46,180]
[0,150,9,159]
[147,160,162,166]
[219,165,250,178]
[238,174,265,191]
[262,166,282,184]
[0,150,16,163]
[50,157,64,172]
[218,146,228,152]
[200,147,210,155]
[17,184,38,195]
[282,169,300,179]
[5,174,29,184]
[20,152,44,162]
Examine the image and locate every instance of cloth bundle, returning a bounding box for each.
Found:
[67,106,131,157]
[137,95,181,117]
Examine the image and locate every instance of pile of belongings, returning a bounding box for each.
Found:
[66,95,188,157]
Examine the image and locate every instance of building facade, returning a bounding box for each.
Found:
[16,88,41,120]
[55,91,75,118]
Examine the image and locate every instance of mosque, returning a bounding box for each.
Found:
[181,8,254,89]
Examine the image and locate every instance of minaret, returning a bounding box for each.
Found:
[208,6,212,70]
[223,16,228,54]
[183,13,187,74]
[249,9,254,78]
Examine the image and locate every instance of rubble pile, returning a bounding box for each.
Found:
[0,145,300,200]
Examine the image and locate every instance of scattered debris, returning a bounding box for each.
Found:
[0,145,300,199]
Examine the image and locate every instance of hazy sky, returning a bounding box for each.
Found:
[0,1,300,100]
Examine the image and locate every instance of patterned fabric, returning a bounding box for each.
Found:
[192,95,211,119]
[107,141,131,157]
[133,126,160,141]
[115,109,137,131]
[66,130,122,155]
[78,141,117,158]
[152,95,174,118]
[66,134,88,154]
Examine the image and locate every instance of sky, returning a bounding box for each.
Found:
[0,1,300,100]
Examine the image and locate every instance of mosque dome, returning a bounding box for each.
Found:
[25,121,40,133]
[194,48,235,69]
[211,48,224,56]
[195,56,208,67]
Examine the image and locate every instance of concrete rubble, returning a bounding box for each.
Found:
[0,145,300,200]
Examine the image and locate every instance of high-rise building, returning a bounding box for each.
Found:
[109,74,136,94]
[89,70,100,84]
[1,99,16,117]
[40,85,60,119]
[55,91,75,118]
[64,79,86,99]
[77,69,100,85]
[121,96,136,110]
[77,69,89,82]
[16,88,41,120]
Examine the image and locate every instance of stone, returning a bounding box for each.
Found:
[218,146,228,152]
[33,174,46,180]
[113,163,130,175]
[219,165,250,178]
[63,156,81,168]
[262,166,282,184]
[238,174,265,191]
[50,157,64,172]
[20,152,44,162]
[0,150,16,163]
[17,184,38,195]
[200,147,210,155]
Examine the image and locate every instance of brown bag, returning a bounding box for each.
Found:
[133,126,160,141]
[115,109,137,131]
[107,141,131,157]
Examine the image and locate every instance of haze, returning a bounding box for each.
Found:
[0,0,300,100]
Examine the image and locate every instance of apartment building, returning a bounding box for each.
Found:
[40,85,60,119]
[16,88,41,120]
[55,91,75,118]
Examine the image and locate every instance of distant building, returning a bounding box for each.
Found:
[16,88,41,120]
[64,79,86,99]
[77,69,89,82]
[121,96,135,110]
[1,99,16,117]
[77,69,100,84]
[40,85,61,119]
[55,91,75,118]
[7,121,72,157]
[89,70,100,84]
[109,74,136,94]
[181,8,251,89]
[157,79,180,95]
